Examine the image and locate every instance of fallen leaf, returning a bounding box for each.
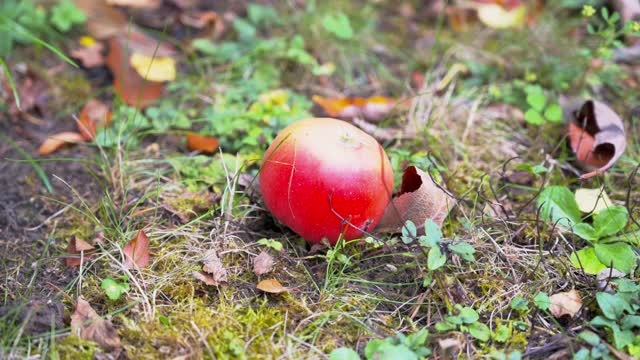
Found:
[312,95,398,123]
[253,252,274,276]
[72,0,128,39]
[70,297,121,350]
[376,166,456,233]
[186,133,219,154]
[106,0,160,8]
[129,54,176,82]
[474,1,527,29]
[38,132,86,155]
[256,279,289,293]
[70,39,105,68]
[8,70,49,115]
[567,100,627,179]
[180,10,225,40]
[198,250,227,285]
[548,289,582,318]
[575,187,613,214]
[123,230,150,269]
[193,271,223,286]
[66,236,96,267]
[106,32,170,108]
[77,99,112,141]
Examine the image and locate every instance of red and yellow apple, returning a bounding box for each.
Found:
[259,118,394,244]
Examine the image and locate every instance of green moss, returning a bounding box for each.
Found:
[55,335,98,360]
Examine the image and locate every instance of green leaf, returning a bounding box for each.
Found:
[233,18,257,40]
[533,292,551,310]
[427,246,446,270]
[50,0,85,32]
[573,223,599,241]
[621,315,640,330]
[573,348,590,360]
[570,248,607,274]
[322,13,354,39]
[594,242,637,274]
[592,316,636,350]
[543,104,563,122]
[575,187,613,215]
[526,92,547,112]
[537,186,582,228]
[493,325,510,343]
[596,292,633,320]
[247,4,279,26]
[424,219,442,243]
[434,321,456,332]
[257,238,283,252]
[100,278,129,301]
[524,109,544,125]
[458,306,479,324]
[448,242,476,262]
[510,296,529,311]
[402,220,417,244]
[329,348,360,360]
[578,331,601,346]
[468,322,491,342]
[593,206,628,237]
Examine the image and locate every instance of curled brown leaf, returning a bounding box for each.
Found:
[66,236,96,267]
[567,100,627,179]
[186,133,219,154]
[123,230,151,269]
[548,289,582,319]
[70,297,121,350]
[256,279,289,293]
[77,99,112,141]
[376,166,456,233]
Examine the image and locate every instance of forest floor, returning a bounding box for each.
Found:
[1,1,639,359]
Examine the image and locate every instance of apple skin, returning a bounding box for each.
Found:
[259,118,394,244]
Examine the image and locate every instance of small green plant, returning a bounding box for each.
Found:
[522,85,563,125]
[322,12,354,40]
[574,279,640,358]
[257,238,283,252]
[168,153,244,192]
[401,219,476,273]
[100,277,130,301]
[537,186,636,275]
[50,0,86,32]
[435,304,491,342]
[330,328,431,360]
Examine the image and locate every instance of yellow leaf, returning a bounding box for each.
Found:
[256,279,289,293]
[477,4,526,29]
[129,53,176,82]
[575,188,613,214]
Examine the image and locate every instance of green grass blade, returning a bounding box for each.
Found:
[0,57,20,110]
[0,133,53,193]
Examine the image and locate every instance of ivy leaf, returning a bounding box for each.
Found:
[593,206,628,237]
[427,246,446,270]
[570,248,607,274]
[533,292,551,311]
[596,292,633,320]
[594,242,636,274]
[322,13,354,40]
[537,186,581,228]
[468,322,491,342]
[448,242,476,262]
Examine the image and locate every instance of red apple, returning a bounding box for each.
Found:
[259,118,394,244]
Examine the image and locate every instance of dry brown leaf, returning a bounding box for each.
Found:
[66,236,96,267]
[123,230,150,269]
[193,271,223,286]
[70,297,121,350]
[73,0,128,39]
[376,166,456,233]
[106,33,170,108]
[38,132,85,155]
[200,250,227,285]
[77,99,112,141]
[548,289,582,318]
[186,133,219,154]
[253,252,274,276]
[312,95,398,123]
[106,0,160,8]
[8,71,49,115]
[180,10,225,40]
[71,41,105,68]
[567,100,627,179]
[256,279,289,293]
